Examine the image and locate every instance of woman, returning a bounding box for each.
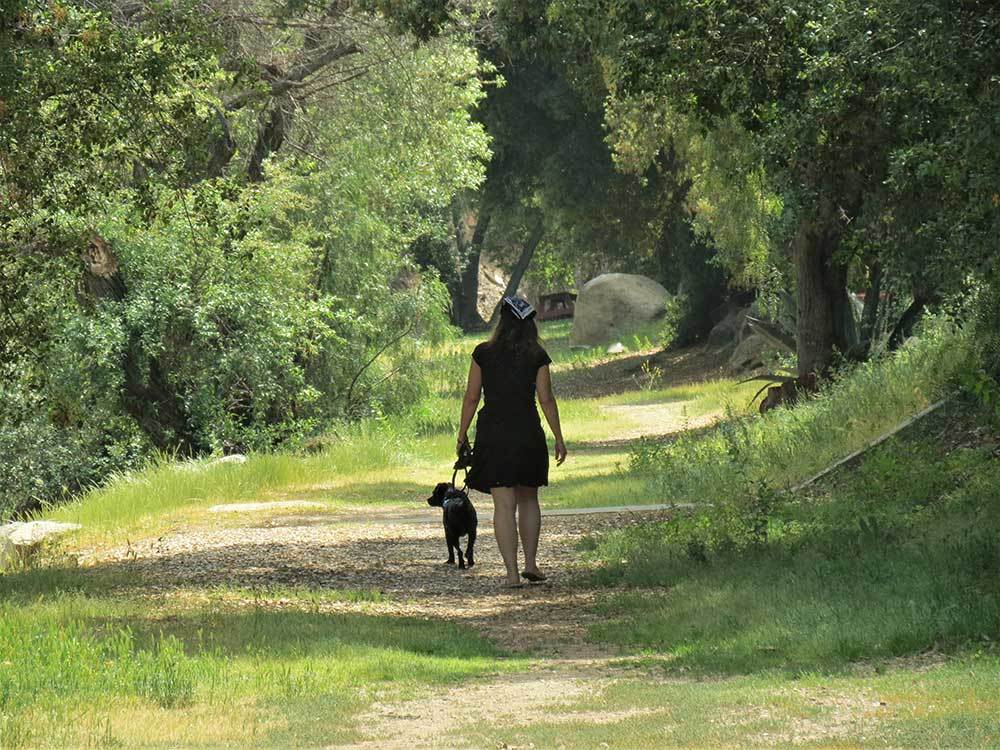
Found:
[457,295,567,589]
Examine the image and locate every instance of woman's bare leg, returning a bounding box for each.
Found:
[515,485,542,576]
[491,487,520,585]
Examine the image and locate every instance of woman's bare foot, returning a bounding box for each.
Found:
[521,568,547,582]
[503,572,523,588]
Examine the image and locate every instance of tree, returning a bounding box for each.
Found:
[549,0,1000,374]
[0,1,490,515]
[423,4,731,334]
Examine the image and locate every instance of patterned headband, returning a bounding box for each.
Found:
[502,296,536,320]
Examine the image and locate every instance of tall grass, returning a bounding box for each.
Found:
[629,319,969,503]
[587,394,1000,675]
[44,425,419,544]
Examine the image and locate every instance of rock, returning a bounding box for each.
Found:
[211,454,247,466]
[706,306,748,351]
[0,520,81,546]
[569,273,670,346]
[0,521,81,568]
[727,333,782,373]
[606,342,625,354]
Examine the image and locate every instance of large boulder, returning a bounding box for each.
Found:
[727,333,782,373]
[706,306,748,352]
[0,520,81,570]
[569,273,670,346]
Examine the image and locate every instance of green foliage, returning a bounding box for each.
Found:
[589,403,1000,674]
[0,4,490,518]
[547,0,1000,372]
[973,270,1000,386]
[628,318,967,535]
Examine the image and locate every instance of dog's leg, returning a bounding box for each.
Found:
[456,537,466,570]
[445,526,456,565]
[466,527,476,568]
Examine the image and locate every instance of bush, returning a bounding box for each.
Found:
[622,319,968,564]
[967,272,1000,423]
[0,378,148,519]
[974,270,1000,382]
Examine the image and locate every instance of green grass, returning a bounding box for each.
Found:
[462,657,1000,748]
[628,320,970,504]
[416,317,672,401]
[44,348,755,545]
[44,426,421,546]
[585,398,1000,676]
[13,318,997,747]
[0,571,517,748]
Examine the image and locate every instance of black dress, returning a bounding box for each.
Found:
[465,342,552,493]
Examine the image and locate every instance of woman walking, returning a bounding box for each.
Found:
[457,296,567,588]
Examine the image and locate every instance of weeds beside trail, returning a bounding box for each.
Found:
[628,320,968,502]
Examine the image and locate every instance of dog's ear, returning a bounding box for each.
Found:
[426,482,450,506]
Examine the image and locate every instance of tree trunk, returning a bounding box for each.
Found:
[857,261,882,357]
[793,202,852,377]
[452,205,490,331]
[488,218,544,326]
[247,101,289,182]
[81,234,199,454]
[888,291,934,350]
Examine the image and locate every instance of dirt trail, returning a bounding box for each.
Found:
[79,503,676,747]
[599,401,721,441]
[84,504,672,655]
[342,657,657,749]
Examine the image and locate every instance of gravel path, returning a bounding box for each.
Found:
[82,504,673,655]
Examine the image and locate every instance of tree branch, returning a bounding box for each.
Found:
[344,321,416,414]
[224,41,363,111]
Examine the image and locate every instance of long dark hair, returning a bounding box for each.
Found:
[485,303,541,356]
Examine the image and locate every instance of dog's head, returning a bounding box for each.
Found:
[426,482,452,507]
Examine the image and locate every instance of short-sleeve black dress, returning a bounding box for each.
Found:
[465,341,552,493]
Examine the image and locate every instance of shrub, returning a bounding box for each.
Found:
[623,319,968,564]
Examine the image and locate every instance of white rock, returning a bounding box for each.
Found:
[211,454,247,466]
[208,500,326,513]
[0,520,81,547]
[570,273,671,346]
[606,342,626,354]
[0,535,15,570]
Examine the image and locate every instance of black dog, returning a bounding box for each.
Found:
[426,482,477,569]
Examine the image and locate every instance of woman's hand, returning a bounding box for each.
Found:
[554,440,567,466]
[457,434,469,456]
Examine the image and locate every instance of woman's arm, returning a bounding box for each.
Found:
[457,359,482,453]
[536,364,567,465]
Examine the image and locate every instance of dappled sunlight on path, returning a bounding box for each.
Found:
[79,504,674,656]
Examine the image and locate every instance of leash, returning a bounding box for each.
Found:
[452,441,473,491]
[451,464,469,491]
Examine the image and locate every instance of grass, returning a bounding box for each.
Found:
[463,656,1000,748]
[628,319,969,504]
[45,426,418,547]
[44,333,756,546]
[10,317,998,747]
[0,570,518,748]
[585,398,1000,677]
